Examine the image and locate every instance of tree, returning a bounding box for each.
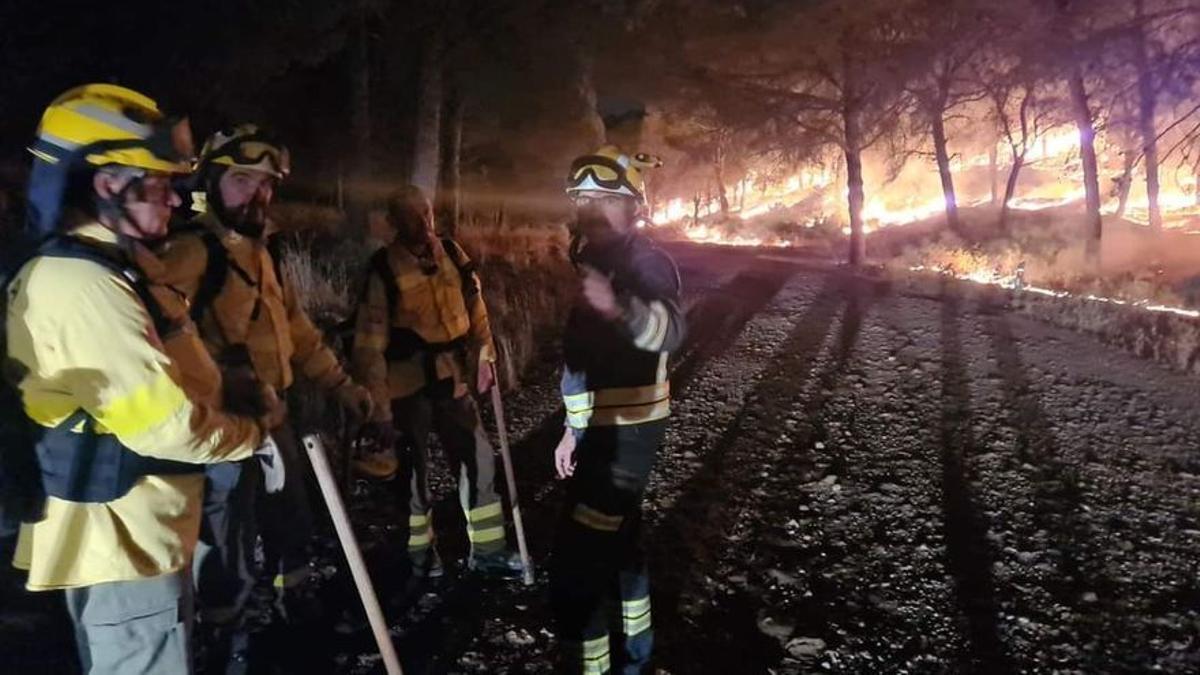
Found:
[900,0,987,235]
[655,1,912,264]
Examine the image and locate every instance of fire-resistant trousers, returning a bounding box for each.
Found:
[65,568,194,675]
[550,420,665,675]
[256,422,316,589]
[391,379,507,568]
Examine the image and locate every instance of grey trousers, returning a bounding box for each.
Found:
[64,569,193,675]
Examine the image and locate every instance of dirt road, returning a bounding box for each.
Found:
[4,243,1199,674]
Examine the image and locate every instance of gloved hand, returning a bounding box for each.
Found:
[351,421,399,481]
[364,420,397,450]
[255,435,286,494]
[335,382,375,423]
[258,384,287,431]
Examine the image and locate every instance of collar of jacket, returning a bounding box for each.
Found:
[388,238,444,271]
[66,221,164,280]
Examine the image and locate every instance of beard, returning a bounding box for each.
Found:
[207,169,269,238]
[217,198,268,238]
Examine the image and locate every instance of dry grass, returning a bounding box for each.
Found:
[877,205,1200,309]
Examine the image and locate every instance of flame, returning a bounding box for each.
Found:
[910,263,1200,319]
[648,123,1200,248]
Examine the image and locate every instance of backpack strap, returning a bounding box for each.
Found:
[266,236,287,288]
[440,238,477,288]
[39,236,171,338]
[190,229,230,323]
[367,247,399,315]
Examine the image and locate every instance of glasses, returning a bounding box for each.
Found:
[128,173,177,204]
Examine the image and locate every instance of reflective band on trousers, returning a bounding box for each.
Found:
[562,382,670,429]
[572,503,624,532]
[467,525,506,544]
[467,502,503,522]
[622,596,652,637]
[561,635,611,675]
[409,511,432,548]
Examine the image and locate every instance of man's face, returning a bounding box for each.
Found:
[571,191,636,244]
[98,170,181,241]
[390,200,437,251]
[216,167,276,234]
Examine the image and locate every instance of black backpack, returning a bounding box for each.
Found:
[1,235,173,533]
[343,238,477,362]
[1,229,41,535]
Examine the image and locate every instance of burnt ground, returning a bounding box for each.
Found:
[4,243,1200,674]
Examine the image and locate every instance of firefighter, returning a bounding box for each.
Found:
[6,83,273,674]
[550,145,684,674]
[156,125,375,663]
[351,185,524,580]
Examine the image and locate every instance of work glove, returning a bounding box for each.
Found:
[257,383,288,431]
[351,421,399,481]
[335,381,375,423]
[255,435,286,494]
[365,419,397,450]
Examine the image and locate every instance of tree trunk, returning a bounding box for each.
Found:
[999,154,1025,231]
[1115,150,1135,219]
[1194,156,1200,206]
[347,4,371,235]
[692,195,701,226]
[989,144,999,205]
[410,31,443,198]
[1134,0,1162,231]
[844,107,867,266]
[1067,69,1103,259]
[841,36,866,266]
[714,150,730,217]
[931,110,961,233]
[435,76,462,237]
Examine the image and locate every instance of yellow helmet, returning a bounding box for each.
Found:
[565,145,663,202]
[29,83,195,174]
[198,123,291,179]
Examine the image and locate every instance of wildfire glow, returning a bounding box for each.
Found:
[649,124,1200,248]
[910,264,1200,319]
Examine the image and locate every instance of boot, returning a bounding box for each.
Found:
[467,549,524,578]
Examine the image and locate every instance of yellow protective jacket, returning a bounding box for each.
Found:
[157,213,351,394]
[6,223,262,591]
[351,238,495,419]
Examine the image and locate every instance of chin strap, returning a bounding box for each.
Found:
[99,170,163,242]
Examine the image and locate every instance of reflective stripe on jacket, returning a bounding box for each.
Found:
[561,233,684,429]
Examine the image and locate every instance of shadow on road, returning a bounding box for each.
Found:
[937,293,1013,673]
[984,315,1101,650]
[652,273,873,674]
